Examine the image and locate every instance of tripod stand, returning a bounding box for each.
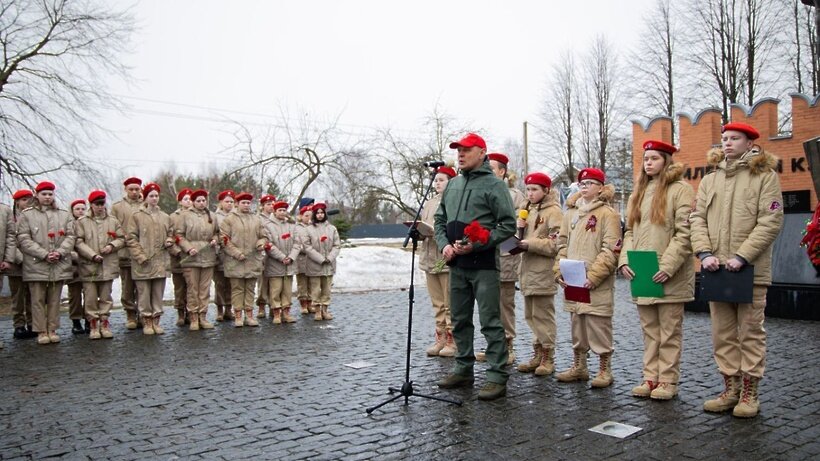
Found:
[366,169,462,414]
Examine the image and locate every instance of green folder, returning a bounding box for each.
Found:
[627,250,665,298]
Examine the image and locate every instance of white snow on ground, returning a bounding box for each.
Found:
[100,240,425,305]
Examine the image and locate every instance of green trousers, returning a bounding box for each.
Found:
[449,266,509,384]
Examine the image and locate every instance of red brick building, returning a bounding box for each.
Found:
[632,94,820,212]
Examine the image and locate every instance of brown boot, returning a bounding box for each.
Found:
[100,317,113,339]
[590,353,613,388]
[189,311,200,331]
[199,311,214,329]
[176,308,186,327]
[299,299,309,315]
[535,348,555,376]
[234,309,244,327]
[505,337,515,366]
[125,310,138,330]
[224,306,235,321]
[216,305,224,322]
[89,319,101,340]
[142,316,155,335]
[257,304,267,319]
[439,331,457,357]
[426,330,447,356]
[152,316,165,335]
[556,349,590,382]
[244,309,259,327]
[704,374,741,413]
[321,305,333,320]
[272,308,282,324]
[282,307,297,323]
[732,375,761,418]
[517,343,544,373]
[313,304,323,321]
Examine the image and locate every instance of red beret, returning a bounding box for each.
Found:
[273,201,289,210]
[299,205,312,215]
[12,190,33,200]
[176,188,193,202]
[642,140,677,155]
[722,122,760,140]
[436,166,457,178]
[235,192,253,202]
[449,133,486,150]
[87,190,107,203]
[259,194,276,204]
[578,168,606,184]
[217,190,235,201]
[312,202,327,211]
[525,172,552,189]
[142,182,160,199]
[35,181,55,192]
[190,189,208,201]
[487,153,509,165]
[70,199,85,210]
[123,177,142,187]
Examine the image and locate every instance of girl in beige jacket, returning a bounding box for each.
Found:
[294,205,313,314]
[303,203,340,321]
[127,183,174,335]
[177,189,219,331]
[263,201,301,324]
[554,168,622,388]
[619,140,695,400]
[213,190,235,321]
[515,173,563,377]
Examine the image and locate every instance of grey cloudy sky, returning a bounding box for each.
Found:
[98,0,654,180]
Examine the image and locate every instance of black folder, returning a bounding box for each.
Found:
[700,265,754,304]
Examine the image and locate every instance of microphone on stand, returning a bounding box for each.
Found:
[423,160,446,168]
[517,209,529,240]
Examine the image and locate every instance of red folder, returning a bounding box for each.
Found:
[565,285,591,303]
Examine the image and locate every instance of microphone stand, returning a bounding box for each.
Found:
[366,168,462,414]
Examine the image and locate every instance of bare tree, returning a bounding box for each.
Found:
[536,50,579,181]
[583,35,623,172]
[788,0,819,95]
[0,0,134,191]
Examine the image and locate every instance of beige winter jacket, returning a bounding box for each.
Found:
[303,221,341,277]
[519,190,563,297]
[419,193,447,273]
[500,187,528,282]
[554,185,622,316]
[74,212,126,282]
[16,202,76,282]
[110,196,143,266]
[690,146,784,286]
[263,215,301,277]
[127,205,173,280]
[219,210,268,279]
[619,163,695,304]
[176,208,219,269]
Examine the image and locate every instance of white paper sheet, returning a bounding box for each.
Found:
[559,259,587,287]
[588,421,642,439]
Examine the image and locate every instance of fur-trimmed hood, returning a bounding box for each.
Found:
[706,146,779,175]
[566,183,616,209]
[665,162,685,182]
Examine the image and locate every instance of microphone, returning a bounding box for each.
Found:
[423,160,446,168]
[517,209,529,240]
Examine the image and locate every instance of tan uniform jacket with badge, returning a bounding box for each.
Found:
[263,216,301,277]
[419,193,448,274]
[500,187,528,282]
[554,185,622,316]
[219,210,268,279]
[110,197,142,266]
[519,189,563,297]
[127,206,173,280]
[619,163,696,304]
[176,208,219,269]
[16,203,76,282]
[75,213,125,282]
[690,147,783,286]
[303,221,341,277]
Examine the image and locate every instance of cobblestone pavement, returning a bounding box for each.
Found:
[1,279,819,460]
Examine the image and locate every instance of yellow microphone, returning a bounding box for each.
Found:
[517,209,528,239]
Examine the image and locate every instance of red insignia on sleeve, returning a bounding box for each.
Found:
[769,201,782,212]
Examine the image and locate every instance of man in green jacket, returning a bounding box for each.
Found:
[434,133,516,401]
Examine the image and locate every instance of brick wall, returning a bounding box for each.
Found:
[632,94,820,210]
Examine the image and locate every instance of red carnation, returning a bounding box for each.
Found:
[174,235,181,244]
[586,215,597,232]
[264,242,272,251]
[58,230,65,237]
[462,220,490,245]
[222,236,229,245]
[281,233,291,240]
[107,231,117,239]
[48,232,55,239]
[320,235,328,242]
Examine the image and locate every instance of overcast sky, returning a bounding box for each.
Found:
[98,0,655,181]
